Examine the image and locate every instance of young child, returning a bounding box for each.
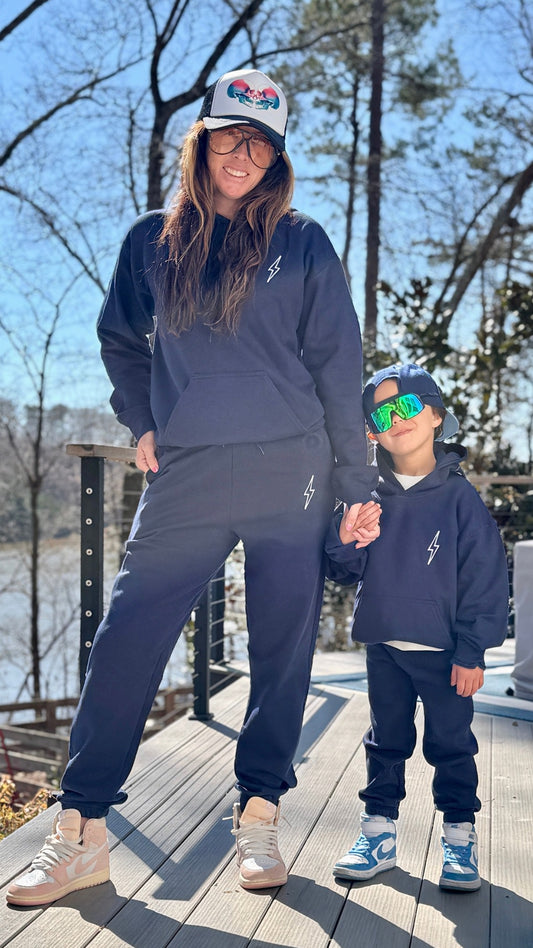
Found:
[326,362,509,892]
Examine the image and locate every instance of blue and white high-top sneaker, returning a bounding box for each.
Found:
[333,813,396,881]
[439,822,481,891]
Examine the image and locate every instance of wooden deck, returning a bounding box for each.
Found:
[1,668,532,948]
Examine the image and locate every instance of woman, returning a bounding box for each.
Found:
[7,68,379,906]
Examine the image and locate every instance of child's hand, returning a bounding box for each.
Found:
[451,664,484,697]
[340,501,381,549]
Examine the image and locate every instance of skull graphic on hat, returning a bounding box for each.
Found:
[227,78,280,112]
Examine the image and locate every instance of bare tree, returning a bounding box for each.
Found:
[279,0,460,349]
[1,292,65,699]
[0,0,292,702]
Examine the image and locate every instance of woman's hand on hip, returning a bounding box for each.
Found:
[136,430,159,473]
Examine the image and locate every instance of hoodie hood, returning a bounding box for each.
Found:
[376,441,467,495]
[324,437,508,666]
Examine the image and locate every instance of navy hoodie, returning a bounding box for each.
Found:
[97,210,377,505]
[325,443,509,668]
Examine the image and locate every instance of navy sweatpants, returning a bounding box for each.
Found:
[360,644,481,824]
[60,429,335,818]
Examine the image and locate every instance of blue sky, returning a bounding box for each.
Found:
[1,0,531,459]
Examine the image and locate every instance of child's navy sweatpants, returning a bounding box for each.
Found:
[360,644,481,824]
[60,428,335,817]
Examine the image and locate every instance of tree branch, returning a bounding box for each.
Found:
[164,0,266,117]
[0,0,51,42]
[1,61,142,167]
[433,174,514,314]
[149,0,192,108]
[231,18,369,70]
[438,160,533,325]
[0,184,105,292]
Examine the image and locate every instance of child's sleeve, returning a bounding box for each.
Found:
[324,513,368,585]
[452,487,509,669]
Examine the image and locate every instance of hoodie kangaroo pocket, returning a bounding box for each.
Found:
[161,372,308,445]
[355,594,452,647]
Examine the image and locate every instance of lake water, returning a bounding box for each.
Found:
[0,537,256,714]
[0,536,352,716]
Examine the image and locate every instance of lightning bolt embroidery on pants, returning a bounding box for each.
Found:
[267,255,282,283]
[427,530,440,564]
[304,475,315,510]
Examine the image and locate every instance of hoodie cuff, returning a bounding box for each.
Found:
[324,518,367,584]
[451,644,486,670]
[332,464,379,506]
[115,407,156,442]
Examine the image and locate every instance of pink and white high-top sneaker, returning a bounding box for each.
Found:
[232,796,288,889]
[6,809,109,906]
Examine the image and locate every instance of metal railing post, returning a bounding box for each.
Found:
[67,445,239,719]
[79,456,104,689]
[190,585,214,721]
[210,563,225,664]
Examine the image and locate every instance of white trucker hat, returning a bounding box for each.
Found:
[198,69,288,152]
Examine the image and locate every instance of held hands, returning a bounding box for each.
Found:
[339,501,381,549]
[136,430,159,474]
[451,664,484,697]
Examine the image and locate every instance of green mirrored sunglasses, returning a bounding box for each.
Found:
[369,393,425,433]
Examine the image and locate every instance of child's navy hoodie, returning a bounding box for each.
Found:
[325,442,509,669]
[97,209,377,506]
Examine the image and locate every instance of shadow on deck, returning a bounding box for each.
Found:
[1,670,532,948]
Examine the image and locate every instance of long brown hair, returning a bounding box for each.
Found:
[158,121,295,334]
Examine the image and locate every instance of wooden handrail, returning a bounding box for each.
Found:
[66,443,136,463]
[66,444,533,486]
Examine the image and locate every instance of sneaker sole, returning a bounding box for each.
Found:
[6,869,110,906]
[439,874,481,892]
[333,857,396,881]
[239,871,288,890]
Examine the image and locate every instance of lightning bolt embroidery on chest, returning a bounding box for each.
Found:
[267,255,282,283]
[304,476,315,510]
[427,530,440,565]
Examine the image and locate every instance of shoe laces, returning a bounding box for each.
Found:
[31,831,84,872]
[348,832,372,856]
[232,821,279,858]
[442,839,473,867]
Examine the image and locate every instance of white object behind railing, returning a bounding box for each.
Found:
[511,540,533,700]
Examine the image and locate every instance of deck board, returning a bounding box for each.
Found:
[410,713,492,948]
[85,687,352,948]
[1,674,532,948]
[176,690,370,948]
[490,716,533,948]
[332,705,435,948]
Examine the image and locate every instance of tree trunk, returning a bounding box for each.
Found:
[341,74,360,286]
[147,107,173,211]
[364,0,385,349]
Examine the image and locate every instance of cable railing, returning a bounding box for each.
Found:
[66,443,240,723]
[67,443,531,724]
